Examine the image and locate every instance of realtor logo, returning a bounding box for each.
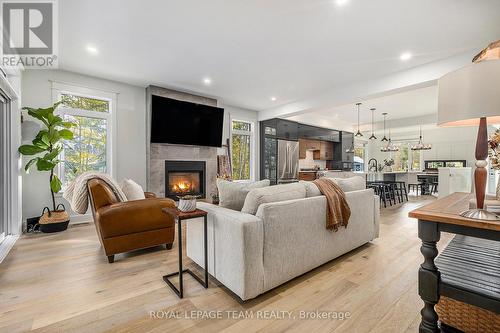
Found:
[1,0,58,68]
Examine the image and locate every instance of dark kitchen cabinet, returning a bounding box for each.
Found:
[299,124,340,142]
[260,120,278,184]
[276,119,299,141]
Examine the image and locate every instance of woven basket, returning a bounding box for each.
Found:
[436,296,500,333]
[38,204,70,233]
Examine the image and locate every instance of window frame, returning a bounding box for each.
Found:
[230,118,255,181]
[388,141,424,171]
[51,82,117,189]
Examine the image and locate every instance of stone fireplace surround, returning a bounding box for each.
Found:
[146,85,219,199]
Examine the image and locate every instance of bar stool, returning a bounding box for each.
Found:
[408,183,424,195]
[430,182,438,194]
[395,181,409,202]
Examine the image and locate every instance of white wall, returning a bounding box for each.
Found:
[20,71,261,225]
[366,126,478,169]
[21,70,147,223]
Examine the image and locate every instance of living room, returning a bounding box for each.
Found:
[1,1,499,332]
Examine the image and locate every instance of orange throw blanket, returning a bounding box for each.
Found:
[313,178,351,231]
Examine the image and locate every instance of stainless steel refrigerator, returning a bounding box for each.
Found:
[277,139,299,183]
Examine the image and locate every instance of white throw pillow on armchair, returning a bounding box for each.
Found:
[121,179,146,201]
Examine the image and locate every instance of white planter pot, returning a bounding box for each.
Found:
[178,199,197,212]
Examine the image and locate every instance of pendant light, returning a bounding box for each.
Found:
[411,125,432,150]
[369,108,377,140]
[381,112,388,142]
[380,114,399,152]
[354,102,363,137]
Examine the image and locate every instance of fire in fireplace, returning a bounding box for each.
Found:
[165,161,206,200]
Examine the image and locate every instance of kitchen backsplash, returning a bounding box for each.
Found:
[299,150,327,169]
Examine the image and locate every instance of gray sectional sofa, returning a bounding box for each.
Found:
[186,179,380,300]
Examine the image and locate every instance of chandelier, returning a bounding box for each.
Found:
[411,125,432,151]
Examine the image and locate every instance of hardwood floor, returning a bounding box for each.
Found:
[0,196,452,333]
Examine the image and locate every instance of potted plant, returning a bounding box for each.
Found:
[18,102,76,233]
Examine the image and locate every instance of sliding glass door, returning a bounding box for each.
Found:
[0,94,6,243]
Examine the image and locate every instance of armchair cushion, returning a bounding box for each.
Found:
[98,198,175,238]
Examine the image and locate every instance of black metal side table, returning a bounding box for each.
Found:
[162,207,208,298]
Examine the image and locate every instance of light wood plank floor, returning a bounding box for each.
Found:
[0,196,452,333]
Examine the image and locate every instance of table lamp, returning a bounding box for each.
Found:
[438,58,500,220]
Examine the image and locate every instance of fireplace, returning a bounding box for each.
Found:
[165,161,206,200]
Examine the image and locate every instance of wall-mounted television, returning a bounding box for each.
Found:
[150,95,224,147]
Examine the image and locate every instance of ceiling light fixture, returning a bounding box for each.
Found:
[86,45,98,55]
[271,97,277,101]
[354,102,363,137]
[369,108,377,140]
[400,52,412,61]
[381,112,388,142]
[380,114,399,152]
[335,0,349,6]
[411,125,432,151]
[381,128,399,152]
[203,77,212,85]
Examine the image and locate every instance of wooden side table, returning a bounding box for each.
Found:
[162,207,208,298]
[409,192,500,333]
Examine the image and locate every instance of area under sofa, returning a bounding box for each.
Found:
[186,180,380,300]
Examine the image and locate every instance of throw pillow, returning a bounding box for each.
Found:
[217,179,270,211]
[300,180,322,197]
[121,179,146,201]
[241,183,307,215]
[329,176,366,192]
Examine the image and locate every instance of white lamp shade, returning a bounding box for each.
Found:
[438,60,500,127]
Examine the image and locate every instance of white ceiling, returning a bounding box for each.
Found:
[59,0,500,111]
[311,84,438,126]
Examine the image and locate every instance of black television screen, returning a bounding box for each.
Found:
[150,95,224,147]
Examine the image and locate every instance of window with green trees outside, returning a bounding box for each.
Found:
[59,93,111,185]
[231,120,253,180]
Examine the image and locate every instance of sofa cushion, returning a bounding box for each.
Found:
[300,180,322,197]
[121,179,145,201]
[217,179,270,211]
[241,183,306,215]
[329,176,365,192]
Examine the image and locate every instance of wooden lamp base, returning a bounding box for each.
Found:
[460,117,500,220]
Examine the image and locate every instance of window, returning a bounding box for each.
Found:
[411,149,421,171]
[52,83,116,187]
[231,120,254,181]
[354,144,366,171]
[392,144,409,171]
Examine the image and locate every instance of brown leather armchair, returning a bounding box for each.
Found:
[87,179,175,263]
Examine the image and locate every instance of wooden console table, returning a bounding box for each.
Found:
[409,192,500,333]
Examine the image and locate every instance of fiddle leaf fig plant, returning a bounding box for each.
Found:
[18,101,76,211]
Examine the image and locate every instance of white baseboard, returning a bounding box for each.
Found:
[69,214,93,224]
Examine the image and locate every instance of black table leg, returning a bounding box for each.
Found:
[418,220,441,333]
[163,216,209,298]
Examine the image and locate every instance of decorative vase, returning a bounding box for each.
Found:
[178,198,197,212]
[38,204,70,233]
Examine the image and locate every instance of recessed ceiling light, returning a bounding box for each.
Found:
[203,77,212,85]
[335,0,349,6]
[270,97,277,101]
[400,52,412,61]
[86,45,98,55]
